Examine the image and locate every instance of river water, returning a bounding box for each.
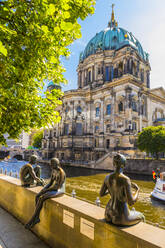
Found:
[0,161,164,229]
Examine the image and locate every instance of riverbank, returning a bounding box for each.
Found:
[39,157,165,177]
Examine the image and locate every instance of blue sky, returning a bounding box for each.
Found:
[61,0,165,91]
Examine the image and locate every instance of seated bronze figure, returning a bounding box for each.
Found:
[25,157,66,229]
[20,155,44,187]
[100,153,145,226]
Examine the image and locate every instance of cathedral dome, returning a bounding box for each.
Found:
[79,6,149,63]
[47,81,61,90]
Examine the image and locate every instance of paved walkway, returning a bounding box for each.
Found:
[0,207,50,248]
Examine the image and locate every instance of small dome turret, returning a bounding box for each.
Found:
[47,81,61,91]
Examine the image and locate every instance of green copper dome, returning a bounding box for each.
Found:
[47,81,61,89]
[47,81,55,87]
[79,7,149,63]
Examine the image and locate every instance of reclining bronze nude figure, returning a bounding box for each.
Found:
[100,153,145,226]
[25,157,66,229]
[20,155,45,187]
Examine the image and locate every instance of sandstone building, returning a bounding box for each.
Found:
[42,7,165,162]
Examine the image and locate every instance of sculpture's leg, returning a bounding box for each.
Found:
[34,166,42,186]
[25,190,64,229]
[35,191,45,206]
[124,209,145,226]
[22,174,34,187]
[112,204,145,226]
[34,166,41,178]
[105,200,112,223]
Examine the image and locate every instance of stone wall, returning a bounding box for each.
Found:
[89,154,165,175]
[125,159,165,175]
[0,175,164,248]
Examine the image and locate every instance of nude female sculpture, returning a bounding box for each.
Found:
[100,153,145,226]
[25,157,65,229]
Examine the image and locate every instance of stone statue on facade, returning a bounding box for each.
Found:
[25,157,66,229]
[20,155,45,187]
[100,153,145,226]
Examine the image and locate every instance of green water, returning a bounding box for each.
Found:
[66,174,165,229]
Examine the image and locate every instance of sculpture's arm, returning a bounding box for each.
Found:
[100,181,108,197]
[57,168,66,189]
[41,174,54,191]
[29,167,42,183]
[126,179,139,206]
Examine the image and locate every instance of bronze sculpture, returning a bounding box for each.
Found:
[25,157,66,229]
[20,155,44,187]
[100,153,145,226]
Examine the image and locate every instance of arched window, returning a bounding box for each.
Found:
[113,36,118,42]
[106,139,110,149]
[118,102,123,112]
[132,122,137,130]
[76,123,82,135]
[95,139,99,147]
[105,66,110,81]
[141,70,144,82]
[95,126,99,133]
[64,124,69,135]
[65,107,69,113]
[88,70,91,82]
[114,68,118,78]
[77,106,82,114]
[96,107,100,117]
[118,62,123,77]
[132,101,137,112]
[106,124,110,132]
[106,104,111,115]
[127,59,130,73]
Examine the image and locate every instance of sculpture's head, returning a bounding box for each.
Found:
[50,158,60,169]
[30,155,38,164]
[113,153,126,171]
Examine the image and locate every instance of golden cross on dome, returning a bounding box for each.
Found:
[108,3,118,27]
[111,3,115,22]
[111,3,115,10]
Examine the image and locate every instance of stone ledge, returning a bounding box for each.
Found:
[0,175,164,248]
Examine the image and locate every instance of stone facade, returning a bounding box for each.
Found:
[42,10,165,162]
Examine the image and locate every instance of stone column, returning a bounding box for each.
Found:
[77,71,80,87]
[111,89,116,131]
[79,71,82,88]
[138,91,143,131]
[92,65,95,82]
[100,97,104,132]
[100,97,105,148]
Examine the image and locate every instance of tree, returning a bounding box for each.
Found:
[137,126,165,159]
[32,130,43,148]
[0,0,95,144]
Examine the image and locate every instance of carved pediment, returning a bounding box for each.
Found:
[150,87,165,99]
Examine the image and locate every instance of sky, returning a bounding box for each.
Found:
[61,0,165,92]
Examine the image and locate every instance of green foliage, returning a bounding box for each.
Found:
[0,0,95,144]
[27,145,34,150]
[137,126,165,159]
[32,130,43,148]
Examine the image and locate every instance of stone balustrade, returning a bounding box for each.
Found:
[0,175,164,248]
